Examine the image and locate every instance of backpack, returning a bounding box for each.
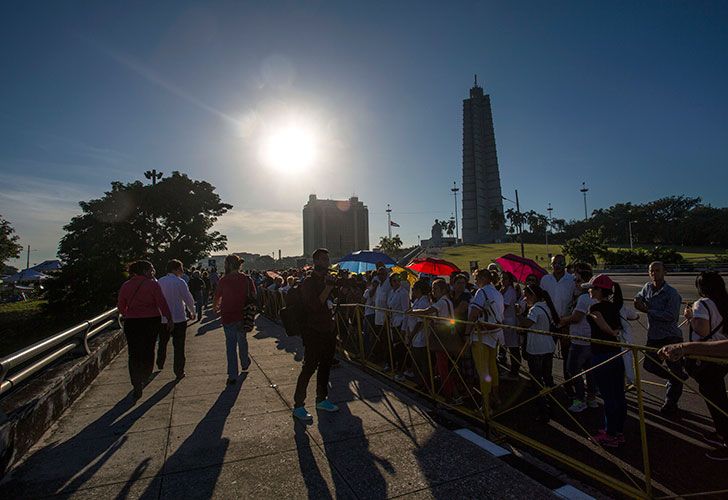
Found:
[280,283,306,336]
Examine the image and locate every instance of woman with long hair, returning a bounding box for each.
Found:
[117,260,173,400]
[584,274,626,448]
[683,271,728,460]
[520,284,559,422]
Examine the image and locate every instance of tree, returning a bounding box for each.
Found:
[562,229,608,265]
[48,172,231,315]
[378,235,403,254]
[0,215,23,267]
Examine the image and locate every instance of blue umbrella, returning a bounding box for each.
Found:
[336,250,396,274]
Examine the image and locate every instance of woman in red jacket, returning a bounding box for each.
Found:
[118,260,173,400]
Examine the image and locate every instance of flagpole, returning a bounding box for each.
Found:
[386,204,392,239]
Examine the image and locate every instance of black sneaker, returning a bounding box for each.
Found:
[706,446,728,461]
[703,431,726,447]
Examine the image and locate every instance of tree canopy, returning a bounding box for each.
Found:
[49,172,231,314]
[0,215,23,267]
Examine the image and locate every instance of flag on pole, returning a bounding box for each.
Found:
[390,220,400,227]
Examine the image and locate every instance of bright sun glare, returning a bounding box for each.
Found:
[260,124,316,173]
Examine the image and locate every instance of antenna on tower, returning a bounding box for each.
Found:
[474,74,478,86]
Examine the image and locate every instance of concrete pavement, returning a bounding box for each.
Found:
[1,313,556,499]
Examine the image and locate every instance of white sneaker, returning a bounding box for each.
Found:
[569,400,587,413]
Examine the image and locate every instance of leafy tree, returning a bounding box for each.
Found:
[48,172,231,315]
[378,235,403,254]
[504,208,527,235]
[562,229,608,265]
[0,215,23,267]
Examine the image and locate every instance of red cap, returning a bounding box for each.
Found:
[582,274,614,290]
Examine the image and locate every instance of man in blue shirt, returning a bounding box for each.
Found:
[634,261,685,415]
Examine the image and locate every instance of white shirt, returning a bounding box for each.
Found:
[502,286,518,326]
[374,277,392,326]
[409,295,431,348]
[387,285,410,328]
[158,273,195,323]
[526,301,556,355]
[540,273,576,318]
[570,293,596,346]
[468,284,504,347]
[619,305,639,343]
[692,298,727,341]
[363,288,376,315]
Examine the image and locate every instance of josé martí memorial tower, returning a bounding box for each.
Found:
[461,76,506,244]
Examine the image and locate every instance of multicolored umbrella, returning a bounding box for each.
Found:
[406,257,461,276]
[495,253,548,283]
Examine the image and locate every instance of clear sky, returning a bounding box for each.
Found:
[2,1,727,267]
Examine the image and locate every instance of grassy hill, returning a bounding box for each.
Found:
[431,243,724,272]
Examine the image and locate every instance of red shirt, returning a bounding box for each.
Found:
[118,275,172,322]
[214,272,256,325]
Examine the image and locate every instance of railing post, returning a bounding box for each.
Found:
[74,321,92,355]
[355,305,365,364]
[385,313,394,377]
[424,318,436,399]
[632,347,652,497]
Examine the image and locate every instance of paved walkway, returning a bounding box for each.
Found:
[3,314,555,499]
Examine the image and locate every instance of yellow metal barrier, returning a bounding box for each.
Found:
[258,288,728,499]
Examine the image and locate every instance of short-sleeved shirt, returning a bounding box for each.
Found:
[691,298,727,341]
[570,293,596,346]
[588,301,621,354]
[387,286,410,328]
[502,286,518,326]
[540,273,576,318]
[469,284,504,347]
[408,295,431,348]
[526,302,556,355]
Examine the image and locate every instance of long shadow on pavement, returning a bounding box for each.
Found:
[3,379,177,497]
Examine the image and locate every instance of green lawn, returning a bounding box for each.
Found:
[433,243,725,272]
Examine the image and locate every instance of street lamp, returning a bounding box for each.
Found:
[502,191,525,258]
[451,181,460,245]
[144,169,163,186]
[386,204,392,239]
[629,220,637,250]
[580,182,589,220]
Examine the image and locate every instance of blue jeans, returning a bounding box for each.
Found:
[644,337,685,407]
[223,321,250,378]
[567,344,596,401]
[592,351,626,435]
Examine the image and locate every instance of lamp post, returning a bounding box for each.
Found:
[629,220,636,250]
[502,192,525,258]
[580,182,589,220]
[386,204,392,239]
[546,202,553,261]
[451,181,460,245]
[144,169,163,186]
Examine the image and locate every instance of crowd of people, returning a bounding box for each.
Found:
[259,255,728,460]
[115,251,728,462]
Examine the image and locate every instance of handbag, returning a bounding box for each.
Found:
[685,305,724,379]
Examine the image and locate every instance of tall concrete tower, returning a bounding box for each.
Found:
[461,76,506,244]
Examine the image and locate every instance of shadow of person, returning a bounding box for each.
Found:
[253,315,304,361]
[137,374,247,499]
[4,380,177,496]
[294,422,334,500]
[195,317,221,336]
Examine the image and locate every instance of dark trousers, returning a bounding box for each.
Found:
[559,332,573,395]
[193,291,204,319]
[124,317,159,390]
[694,363,728,441]
[157,321,187,376]
[593,352,627,435]
[412,346,431,389]
[293,330,337,408]
[527,353,554,414]
[644,337,685,406]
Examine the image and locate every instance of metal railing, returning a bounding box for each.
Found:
[0,308,120,396]
[258,288,728,499]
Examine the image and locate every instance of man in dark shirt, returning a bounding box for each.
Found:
[293,248,339,422]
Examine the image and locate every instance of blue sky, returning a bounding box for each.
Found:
[1,1,727,267]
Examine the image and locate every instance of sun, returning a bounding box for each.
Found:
[260,124,316,173]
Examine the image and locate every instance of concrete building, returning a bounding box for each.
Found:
[302,194,369,258]
[461,76,506,244]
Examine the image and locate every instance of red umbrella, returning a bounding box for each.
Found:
[407,257,461,276]
[495,253,548,283]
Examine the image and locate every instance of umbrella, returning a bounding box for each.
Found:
[406,257,461,276]
[31,259,62,272]
[389,265,418,287]
[495,253,548,283]
[6,269,49,283]
[336,250,396,274]
[337,250,396,266]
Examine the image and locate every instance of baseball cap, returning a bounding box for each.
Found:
[581,274,614,290]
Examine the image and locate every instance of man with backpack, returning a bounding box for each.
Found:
[292,248,340,422]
